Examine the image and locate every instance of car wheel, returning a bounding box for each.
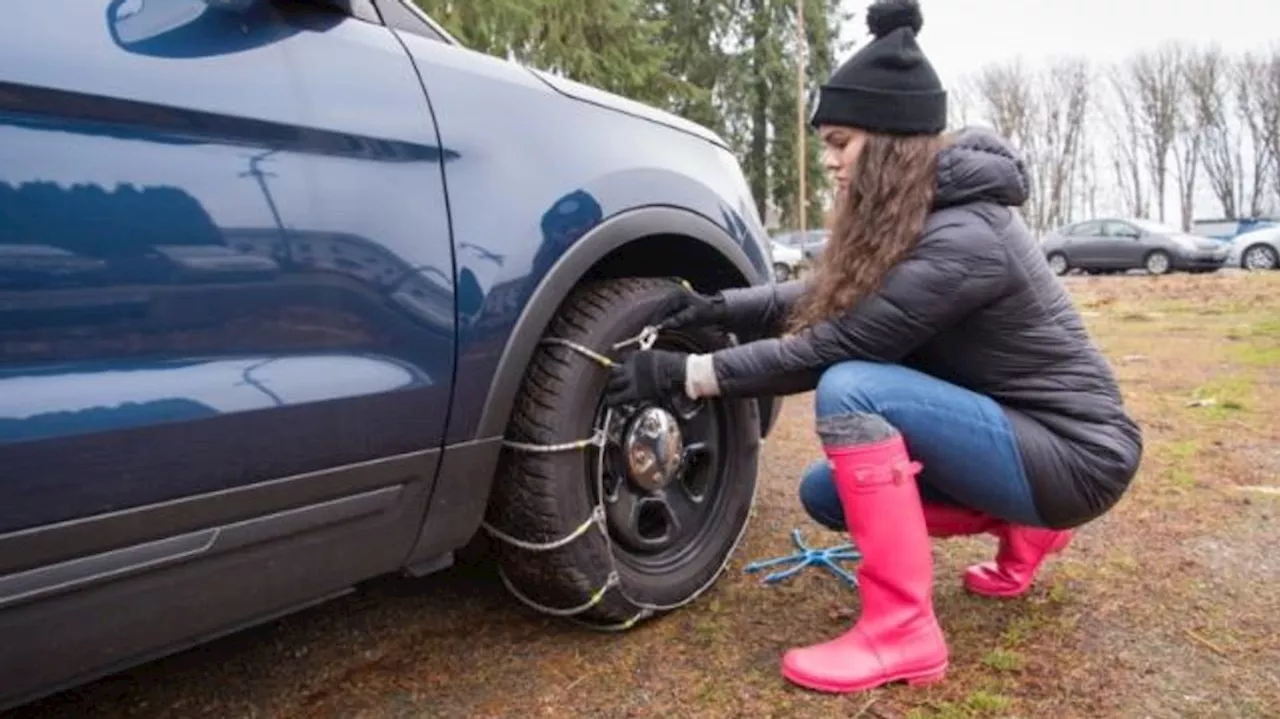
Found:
[1144,250,1172,275]
[1243,243,1279,271]
[1046,252,1069,276]
[486,277,760,628]
[773,262,791,282]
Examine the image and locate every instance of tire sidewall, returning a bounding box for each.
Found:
[496,280,760,618]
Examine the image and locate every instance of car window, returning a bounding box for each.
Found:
[1103,221,1140,238]
[1070,221,1102,236]
[324,0,380,22]
[374,0,451,42]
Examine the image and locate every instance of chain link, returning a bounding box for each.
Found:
[539,337,618,368]
[481,505,607,553]
[500,429,607,455]
[485,302,752,630]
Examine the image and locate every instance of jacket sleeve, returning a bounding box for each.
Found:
[707,223,1010,398]
[718,278,811,337]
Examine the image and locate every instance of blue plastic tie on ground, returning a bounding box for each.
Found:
[743,528,862,587]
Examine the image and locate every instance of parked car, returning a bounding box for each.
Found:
[769,239,804,281]
[1225,226,1280,271]
[770,228,830,276]
[0,0,780,710]
[1041,218,1229,276]
[773,229,829,262]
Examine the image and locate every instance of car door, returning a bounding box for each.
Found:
[0,0,455,704]
[1102,220,1145,268]
[1063,221,1105,266]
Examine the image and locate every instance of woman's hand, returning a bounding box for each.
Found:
[652,290,726,331]
[605,349,690,405]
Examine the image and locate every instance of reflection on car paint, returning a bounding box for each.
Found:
[0,2,459,532]
[0,353,429,444]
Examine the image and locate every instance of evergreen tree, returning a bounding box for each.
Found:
[413,0,848,230]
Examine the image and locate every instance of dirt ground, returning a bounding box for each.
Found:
[9,271,1280,719]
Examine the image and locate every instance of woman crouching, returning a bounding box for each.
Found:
[603,0,1143,695]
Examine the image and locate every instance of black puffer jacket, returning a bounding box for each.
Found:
[711,127,1142,528]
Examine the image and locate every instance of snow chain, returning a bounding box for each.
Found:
[482,278,730,632]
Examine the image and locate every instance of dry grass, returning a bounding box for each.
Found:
[12,272,1280,719]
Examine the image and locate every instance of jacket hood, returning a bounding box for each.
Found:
[934,126,1030,209]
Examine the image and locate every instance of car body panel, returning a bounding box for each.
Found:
[770,241,804,268]
[0,0,774,709]
[772,229,828,262]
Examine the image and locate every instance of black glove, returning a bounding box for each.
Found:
[605,349,689,406]
[653,290,726,331]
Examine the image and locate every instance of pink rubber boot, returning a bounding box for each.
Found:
[921,503,999,538]
[963,523,1073,598]
[781,434,948,693]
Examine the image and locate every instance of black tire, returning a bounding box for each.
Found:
[485,277,761,627]
[1144,250,1172,275]
[773,262,792,282]
[1046,252,1069,276]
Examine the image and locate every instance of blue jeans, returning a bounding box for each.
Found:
[798,361,1045,528]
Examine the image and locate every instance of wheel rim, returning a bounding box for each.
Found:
[1147,253,1169,274]
[1048,255,1067,274]
[1244,245,1277,270]
[591,335,730,573]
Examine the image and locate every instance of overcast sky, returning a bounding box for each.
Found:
[831,0,1280,220]
[838,0,1279,86]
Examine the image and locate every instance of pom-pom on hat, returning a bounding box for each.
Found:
[809,0,946,135]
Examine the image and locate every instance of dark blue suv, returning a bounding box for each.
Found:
[0,0,779,708]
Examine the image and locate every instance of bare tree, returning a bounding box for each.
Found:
[1186,47,1241,218]
[975,60,1038,144]
[1035,57,1091,229]
[1257,48,1280,208]
[1079,137,1100,219]
[1174,49,1208,230]
[1238,50,1280,217]
[975,60,1044,227]
[947,75,979,130]
[1104,65,1147,217]
[1067,113,1103,221]
[1128,44,1187,223]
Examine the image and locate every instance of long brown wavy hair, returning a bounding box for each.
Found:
[787,131,950,333]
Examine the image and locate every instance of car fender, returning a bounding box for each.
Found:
[474,204,762,441]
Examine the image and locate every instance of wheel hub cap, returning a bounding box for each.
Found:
[623,406,684,492]
[1246,247,1275,269]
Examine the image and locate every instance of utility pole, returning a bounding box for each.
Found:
[796,0,807,236]
[239,149,285,235]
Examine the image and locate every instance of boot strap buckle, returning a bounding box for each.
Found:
[853,460,922,486]
[891,460,923,484]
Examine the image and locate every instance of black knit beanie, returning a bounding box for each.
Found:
[809,0,946,135]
